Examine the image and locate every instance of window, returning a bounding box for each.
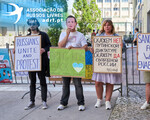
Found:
[113,8,119,11]
[113,0,120,2]
[122,0,128,2]
[40,0,45,5]
[122,7,128,11]
[99,8,103,11]
[104,12,110,17]
[114,22,126,31]
[105,0,111,2]
[97,0,103,2]
[114,11,120,17]
[104,8,111,11]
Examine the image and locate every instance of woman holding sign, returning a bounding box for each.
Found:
[90,20,123,110]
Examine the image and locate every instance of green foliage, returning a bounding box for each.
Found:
[72,0,102,35]
[47,26,62,46]
[45,0,68,46]
[45,0,68,12]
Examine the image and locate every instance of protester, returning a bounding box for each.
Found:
[140,72,150,109]
[24,17,51,110]
[57,15,88,111]
[91,30,96,36]
[133,28,139,46]
[90,20,124,110]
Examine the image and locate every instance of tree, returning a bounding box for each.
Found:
[47,26,62,46]
[72,0,102,35]
[45,0,68,46]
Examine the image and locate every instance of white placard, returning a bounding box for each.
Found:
[93,36,122,73]
[137,33,150,71]
[14,35,41,71]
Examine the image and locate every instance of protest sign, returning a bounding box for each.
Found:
[10,49,28,76]
[137,33,150,71]
[93,36,122,73]
[50,48,85,78]
[0,49,12,83]
[14,36,41,71]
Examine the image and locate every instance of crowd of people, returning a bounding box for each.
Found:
[15,15,149,111]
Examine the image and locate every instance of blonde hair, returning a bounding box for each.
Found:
[100,20,116,34]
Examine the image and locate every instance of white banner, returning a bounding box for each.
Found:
[138,33,150,71]
[93,36,122,73]
[14,35,41,71]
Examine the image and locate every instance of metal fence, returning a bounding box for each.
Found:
[122,43,145,97]
[0,36,14,47]
[0,43,146,97]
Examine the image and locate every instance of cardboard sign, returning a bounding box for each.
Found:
[137,33,150,71]
[50,48,85,78]
[14,36,41,71]
[0,49,12,83]
[93,36,122,73]
[10,49,28,76]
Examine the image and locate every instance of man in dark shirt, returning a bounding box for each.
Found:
[24,18,51,110]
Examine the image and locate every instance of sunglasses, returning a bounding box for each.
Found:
[29,23,38,26]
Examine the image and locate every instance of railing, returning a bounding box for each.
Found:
[0,43,145,98]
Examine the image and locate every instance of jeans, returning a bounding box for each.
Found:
[60,77,84,106]
[29,71,47,102]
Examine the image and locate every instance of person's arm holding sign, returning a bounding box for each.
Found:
[41,33,51,55]
[82,44,88,51]
[40,48,45,55]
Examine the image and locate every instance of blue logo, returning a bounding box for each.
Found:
[3,3,23,24]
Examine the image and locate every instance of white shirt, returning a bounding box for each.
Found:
[59,31,87,48]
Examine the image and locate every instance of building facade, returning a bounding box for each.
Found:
[95,0,133,36]
[133,0,150,33]
[133,0,143,33]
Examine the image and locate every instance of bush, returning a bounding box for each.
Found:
[47,27,62,46]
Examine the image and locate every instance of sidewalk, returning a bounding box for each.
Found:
[109,85,150,120]
[0,84,119,120]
